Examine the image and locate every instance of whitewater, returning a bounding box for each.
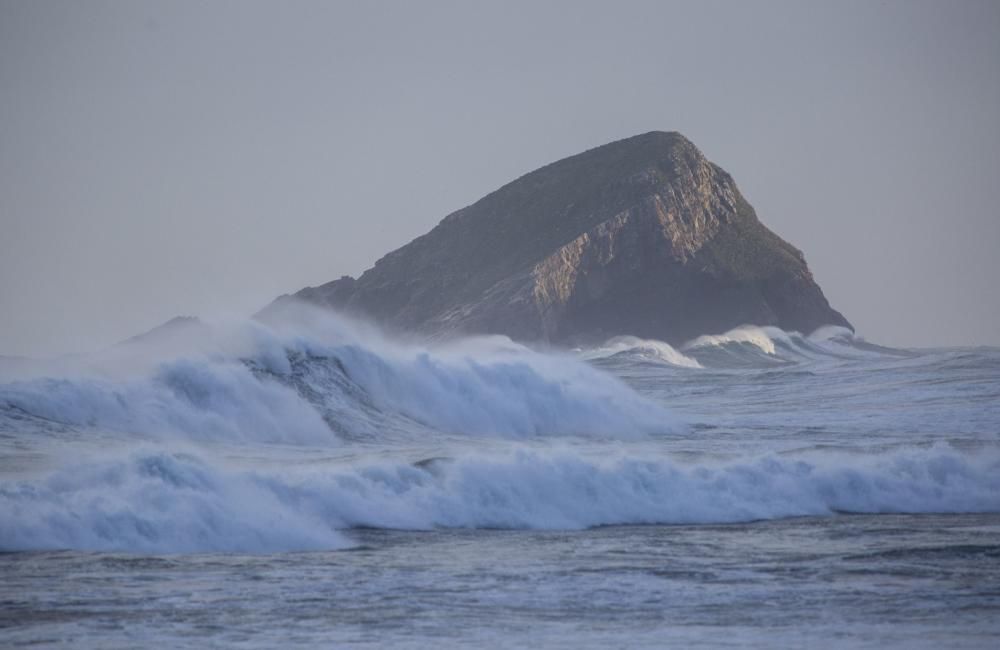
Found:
[1,303,998,648]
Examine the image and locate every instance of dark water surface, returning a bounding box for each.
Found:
[4,515,999,648]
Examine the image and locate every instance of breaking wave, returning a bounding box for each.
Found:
[676,324,911,367]
[0,306,677,443]
[4,309,994,556]
[2,443,997,553]
[577,336,701,368]
[578,324,907,370]
[685,325,783,356]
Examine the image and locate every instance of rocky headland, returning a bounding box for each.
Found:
[267,132,851,345]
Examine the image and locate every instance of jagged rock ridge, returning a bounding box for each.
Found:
[272,132,851,345]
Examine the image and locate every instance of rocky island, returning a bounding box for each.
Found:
[268,132,851,345]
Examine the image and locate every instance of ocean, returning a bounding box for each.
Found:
[1,307,998,648]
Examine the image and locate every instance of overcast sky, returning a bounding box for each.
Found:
[2,0,998,355]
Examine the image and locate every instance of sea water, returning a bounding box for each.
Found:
[1,306,998,648]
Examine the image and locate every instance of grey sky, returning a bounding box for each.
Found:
[2,0,998,356]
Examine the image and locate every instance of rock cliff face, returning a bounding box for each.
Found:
[273,132,851,345]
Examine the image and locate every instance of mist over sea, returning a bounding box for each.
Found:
[2,305,998,648]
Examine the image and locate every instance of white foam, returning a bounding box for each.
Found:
[2,443,996,553]
[683,325,779,355]
[0,451,350,553]
[679,324,897,364]
[0,305,678,442]
[580,336,702,368]
[305,444,1000,529]
[0,359,336,445]
[332,341,675,437]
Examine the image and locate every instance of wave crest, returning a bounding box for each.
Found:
[2,444,996,553]
[0,308,677,443]
[684,325,781,355]
[578,336,701,368]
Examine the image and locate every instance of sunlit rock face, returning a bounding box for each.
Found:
[271,131,851,345]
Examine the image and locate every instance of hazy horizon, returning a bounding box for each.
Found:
[2,0,999,356]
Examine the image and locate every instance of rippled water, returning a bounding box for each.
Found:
[1,311,998,647]
[4,515,1000,649]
